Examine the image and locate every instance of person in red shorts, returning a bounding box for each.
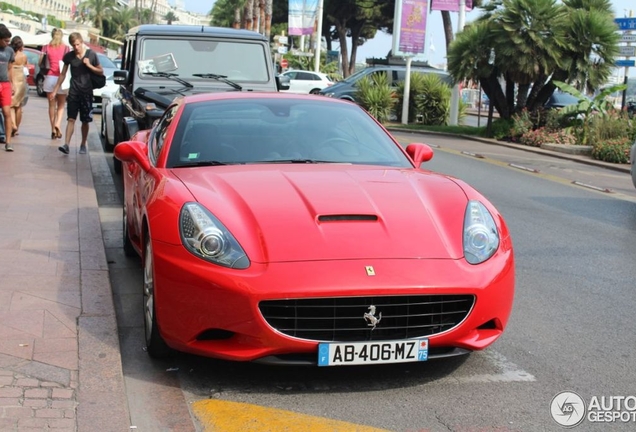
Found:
[0,24,16,152]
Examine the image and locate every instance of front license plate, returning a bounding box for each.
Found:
[318,339,428,366]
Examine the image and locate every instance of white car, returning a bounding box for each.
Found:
[279,69,332,94]
[100,87,119,152]
[93,53,119,112]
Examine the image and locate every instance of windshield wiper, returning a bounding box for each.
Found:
[173,160,227,168]
[192,73,242,91]
[142,72,193,88]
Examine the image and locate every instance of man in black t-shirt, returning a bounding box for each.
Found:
[50,32,103,155]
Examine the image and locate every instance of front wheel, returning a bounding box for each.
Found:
[122,203,136,257]
[143,235,173,358]
[36,75,45,97]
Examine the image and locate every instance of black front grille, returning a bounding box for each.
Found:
[259,295,475,342]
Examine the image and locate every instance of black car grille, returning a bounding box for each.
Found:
[259,295,475,342]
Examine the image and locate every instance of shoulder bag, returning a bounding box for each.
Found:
[40,46,51,75]
[86,49,106,89]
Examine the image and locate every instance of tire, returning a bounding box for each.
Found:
[143,235,173,358]
[113,122,123,174]
[36,74,45,97]
[122,203,136,257]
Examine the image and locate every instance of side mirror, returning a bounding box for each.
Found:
[405,143,434,165]
[276,74,290,91]
[113,69,128,85]
[114,141,151,172]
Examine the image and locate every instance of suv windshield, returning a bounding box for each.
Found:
[140,38,270,83]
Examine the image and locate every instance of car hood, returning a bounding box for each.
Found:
[172,166,469,262]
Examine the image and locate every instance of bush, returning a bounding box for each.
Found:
[355,73,396,124]
[591,138,632,163]
[488,118,515,140]
[519,127,576,147]
[395,73,454,125]
[510,109,533,141]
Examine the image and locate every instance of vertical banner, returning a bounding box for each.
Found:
[392,0,429,56]
[288,0,319,36]
[430,0,473,12]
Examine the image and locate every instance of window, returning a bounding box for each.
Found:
[140,38,270,83]
[150,106,178,164]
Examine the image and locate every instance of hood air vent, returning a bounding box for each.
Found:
[318,214,378,222]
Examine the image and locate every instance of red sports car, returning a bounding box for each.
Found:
[115,92,514,366]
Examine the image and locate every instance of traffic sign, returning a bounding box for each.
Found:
[619,45,636,57]
[620,34,636,43]
[615,59,635,67]
[615,18,636,31]
[280,58,288,69]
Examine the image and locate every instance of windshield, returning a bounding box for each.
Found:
[97,54,117,69]
[166,98,412,169]
[139,38,270,83]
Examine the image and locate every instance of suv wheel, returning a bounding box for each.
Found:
[36,75,46,97]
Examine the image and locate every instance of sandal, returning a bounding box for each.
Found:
[51,132,56,139]
[54,126,62,139]
[11,129,18,137]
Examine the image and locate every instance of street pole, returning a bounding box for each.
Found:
[621,9,633,110]
[449,0,466,125]
[402,56,413,125]
[314,0,324,72]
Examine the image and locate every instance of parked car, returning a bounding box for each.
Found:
[279,69,332,94]
[319,64,451,103]
[114,92,515,363]
[23,47,41,88]
[93,53,118,112]
[100,87,118,151]
[108,24,288,174]
[544,91,581,109]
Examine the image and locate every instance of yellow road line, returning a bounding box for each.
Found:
[192,399,393,432]
[397,139,636,204]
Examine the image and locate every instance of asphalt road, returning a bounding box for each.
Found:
[90,121,636,431]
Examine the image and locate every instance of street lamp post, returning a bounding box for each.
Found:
[314,0,324,72]
[449,0,466,126]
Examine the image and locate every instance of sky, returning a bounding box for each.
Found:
[184,0,636,76]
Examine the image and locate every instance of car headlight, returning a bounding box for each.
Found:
[323,92,335,97]
[179,202,250,269]
[463,201,499,264]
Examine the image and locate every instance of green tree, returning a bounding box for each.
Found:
[447,0,619,120]
[104,7,137,41]
[164,11,178,25]
[324,0,395,77]
[139,8,157,24]
[77,0,117,32]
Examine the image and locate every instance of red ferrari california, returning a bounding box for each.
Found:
[114,92,514,366]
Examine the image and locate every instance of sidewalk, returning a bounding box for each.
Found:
[0,94,129,431]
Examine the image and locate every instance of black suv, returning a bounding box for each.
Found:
[319,64,451,102]
[108,25,288,172]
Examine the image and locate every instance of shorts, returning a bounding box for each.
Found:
[0,82,11,106]
[43,75,68,94]
[67,92,94,123]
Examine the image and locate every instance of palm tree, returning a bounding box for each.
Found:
[164,11,178,25]
[107,7,138,41]
[264,0,273,40]
[447,0,618,119]
[78,0,117,33]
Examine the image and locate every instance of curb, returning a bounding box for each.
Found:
[386,127,632,175]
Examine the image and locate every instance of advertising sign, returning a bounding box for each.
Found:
[430,0,473,12]
[392,0,429,56]
[288,0,318,36]
[614,18,636,31]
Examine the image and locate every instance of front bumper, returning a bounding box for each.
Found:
[151,240,514,364]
